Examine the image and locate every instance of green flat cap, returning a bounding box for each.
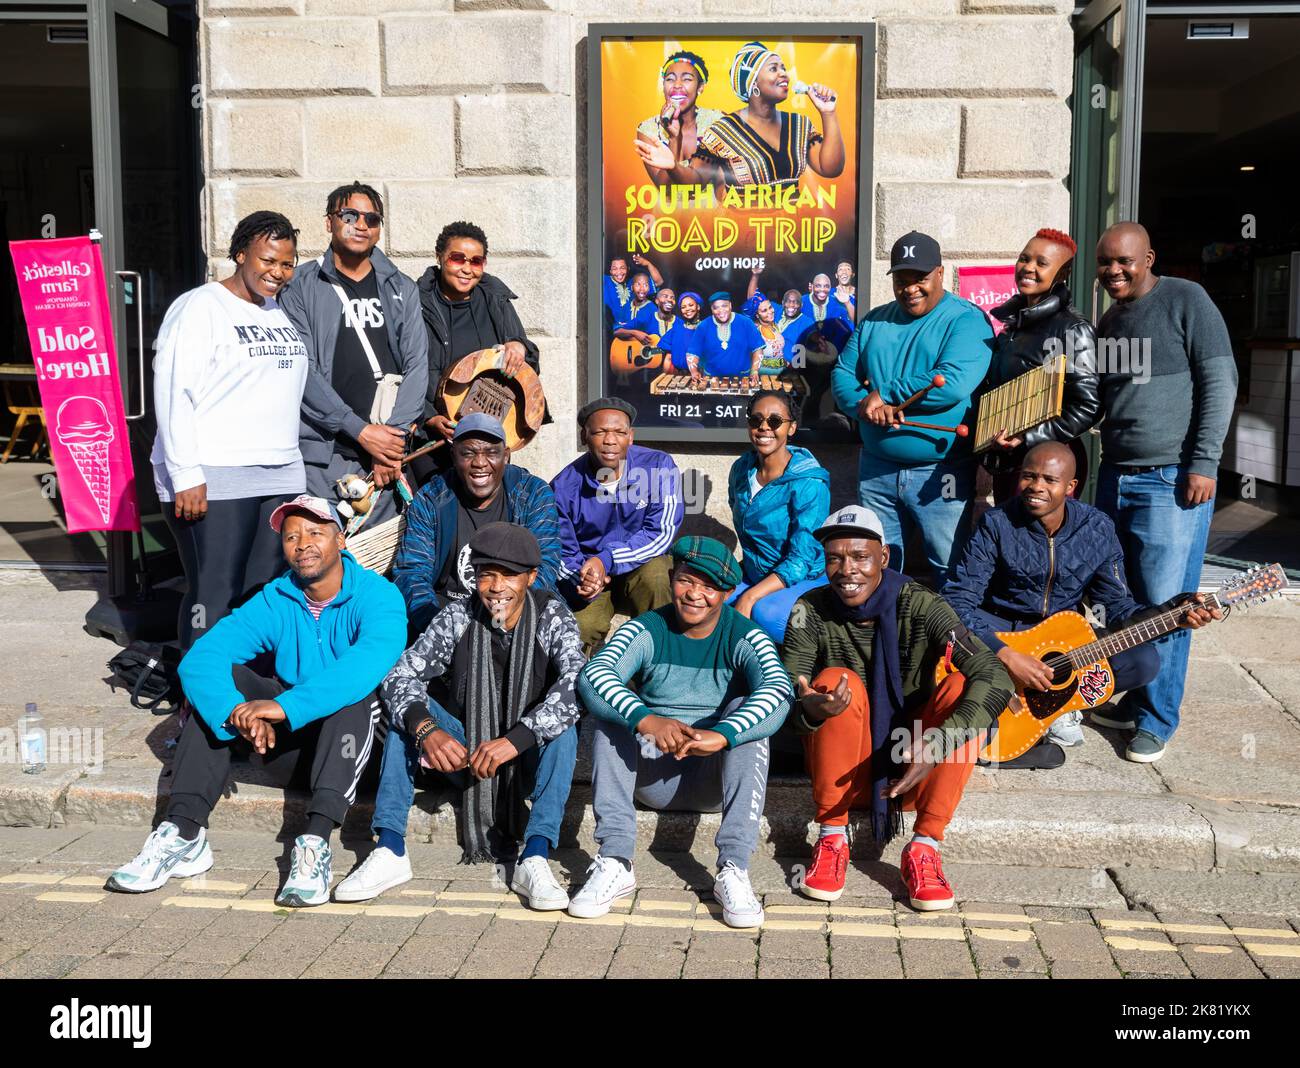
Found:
[670,535,742,591]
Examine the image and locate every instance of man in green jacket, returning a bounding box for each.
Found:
[782,506,1013,910]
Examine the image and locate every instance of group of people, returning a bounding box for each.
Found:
[604,254,855,384]
[115,188,1234,923]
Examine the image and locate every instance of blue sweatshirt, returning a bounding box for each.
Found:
[727,446,831,588]
[832,292,994,465]
[177,552,408,741]
[551,444,684,590]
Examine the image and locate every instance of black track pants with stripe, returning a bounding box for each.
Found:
[167,666,383,830]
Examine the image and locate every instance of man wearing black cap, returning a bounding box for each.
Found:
[106,494,408,908]
[392,412,562,633]
[831,230,995,585]
[686,292,766,382]
[550,397,684,651]
[573,536,793,928]
[339,522,585,909]
[781,505,1012,910]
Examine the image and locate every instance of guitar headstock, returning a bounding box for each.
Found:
[1215,563,1289,611]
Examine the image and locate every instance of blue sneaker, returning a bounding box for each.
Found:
[106,821,213,893]
[276,835,333,908]
[1125,730,1166,763]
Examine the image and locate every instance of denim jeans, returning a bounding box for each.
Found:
[371,700,579,852]
[1095,463,1214,743]
[727,575,829,644]
[857,451,975,584]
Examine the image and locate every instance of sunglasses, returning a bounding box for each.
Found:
[444,251,487,270]
[747,413,791,431]
[333,208,382,227]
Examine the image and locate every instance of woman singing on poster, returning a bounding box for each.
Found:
[634,41,844,191]
[636,50,724,187]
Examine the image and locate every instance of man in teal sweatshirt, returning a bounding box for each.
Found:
[572,536,793,929]
[832,231,995,584]
[106,494,408,907]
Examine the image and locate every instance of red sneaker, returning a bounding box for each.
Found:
[801,833,849,901]
[900,841,955,911]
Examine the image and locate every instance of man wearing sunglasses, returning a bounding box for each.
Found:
[281,182,428,522]
[416,221,540,451]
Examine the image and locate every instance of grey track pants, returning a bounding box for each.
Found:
[589,716,770,870]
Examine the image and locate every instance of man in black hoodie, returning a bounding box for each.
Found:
[416,221,540,457]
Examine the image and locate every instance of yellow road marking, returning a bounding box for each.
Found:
[897,925,967,942]
[1100,917,1297,940]
[635,899,695,912]
[1191,945,1233,954]
[181,879,246,893]
[765,905,828,915]
[1243,941,1300,959]
[59,875,109,887]
[968,926,1036,943]
[0,873,64,885]
[961,911,1030,924]
[827,922,898,939]
[829,905,894,918]
[398,888,439,897]
[1104,936,1178,953]
[436,891,512,903]
[363,904,434,918]
[36,891,104,903]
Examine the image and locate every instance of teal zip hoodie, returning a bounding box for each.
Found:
[831,291,994,465]
[178,551,408,741]
[728,445,832,588]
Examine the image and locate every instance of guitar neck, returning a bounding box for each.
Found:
[1068,593,1222,668]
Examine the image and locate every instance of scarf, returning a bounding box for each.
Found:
[457,589,539,863]
[832,567,909,844]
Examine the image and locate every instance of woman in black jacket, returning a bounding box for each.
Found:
[415,220,540,442]
[983,228,1099,502]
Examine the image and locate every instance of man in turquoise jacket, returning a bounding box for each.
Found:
[106,494,407,908]
[832,231,994,584]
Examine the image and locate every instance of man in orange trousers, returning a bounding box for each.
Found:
[781,506,1013,909]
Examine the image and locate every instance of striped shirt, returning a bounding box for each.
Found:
[305,594,335,620]
[577,604,792,747]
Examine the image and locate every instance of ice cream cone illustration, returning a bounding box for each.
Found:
[55,396,114,526]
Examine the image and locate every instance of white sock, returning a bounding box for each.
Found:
[819,825,847,840]
[910,834,940,850]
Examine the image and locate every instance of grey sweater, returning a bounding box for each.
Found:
[1096,276,1237,478]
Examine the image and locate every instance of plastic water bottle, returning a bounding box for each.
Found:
[21,703,45,774]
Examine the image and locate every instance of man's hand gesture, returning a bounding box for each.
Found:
[796,673,853,721]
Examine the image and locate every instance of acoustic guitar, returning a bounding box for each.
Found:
[936,564,1289,762]
[609,333,664,377]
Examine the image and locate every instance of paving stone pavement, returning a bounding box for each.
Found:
[0,825,1296,979]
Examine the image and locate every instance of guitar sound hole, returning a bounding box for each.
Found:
[1041,653,1073,687]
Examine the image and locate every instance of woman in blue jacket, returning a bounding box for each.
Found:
[727,390,832,643]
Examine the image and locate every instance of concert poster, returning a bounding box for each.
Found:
[586,26,874,442]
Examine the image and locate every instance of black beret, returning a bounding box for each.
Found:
[467,522,541,573]
[577,396,637,428]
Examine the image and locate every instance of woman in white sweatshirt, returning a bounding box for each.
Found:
[151,211,307,649]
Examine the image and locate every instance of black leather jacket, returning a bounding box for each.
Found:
[982,281,1099,471]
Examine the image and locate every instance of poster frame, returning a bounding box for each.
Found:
[584,22,877,444]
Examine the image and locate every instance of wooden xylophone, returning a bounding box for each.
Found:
[649,373,807,396]
[972,356,1066,453]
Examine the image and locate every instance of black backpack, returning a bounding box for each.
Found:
[107,641,183,712]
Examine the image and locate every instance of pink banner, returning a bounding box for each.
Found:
[957,264,1017,337]
[9,236,140,533]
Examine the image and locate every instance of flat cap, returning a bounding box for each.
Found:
[577,396,637,428]
[468,522,541,573]
[670,535,742,591]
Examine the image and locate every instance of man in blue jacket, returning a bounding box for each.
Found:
[106,495,407,906]
[832,231,994,585]
[392,412,561,634]
[551,397,683,651]
[943,442,1219,751]
[280,182,429,523]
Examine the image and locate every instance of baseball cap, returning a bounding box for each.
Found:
[269,494,342,534]
[814,505,885,544]
[886,231,943,275]
[468,522,541,574]
[452,412,507,443]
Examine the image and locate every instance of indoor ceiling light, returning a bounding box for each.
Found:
[1240,165,1256,172]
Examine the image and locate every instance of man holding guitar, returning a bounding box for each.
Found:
[943,442,1221,762]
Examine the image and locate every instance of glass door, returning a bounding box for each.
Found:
[87,0,201,605]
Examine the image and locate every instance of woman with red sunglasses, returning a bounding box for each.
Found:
[416,220,540,447]
[725,390,831,643]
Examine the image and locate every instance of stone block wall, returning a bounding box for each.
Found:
[200,0,1074,538]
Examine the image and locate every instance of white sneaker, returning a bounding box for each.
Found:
[567,855,635,918]
[105,821,213,893]
[276,834,332,908]
[713,861,764,929]
[1046,710,1085,747]
[511,855,570,911]
[333,845,412,903]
